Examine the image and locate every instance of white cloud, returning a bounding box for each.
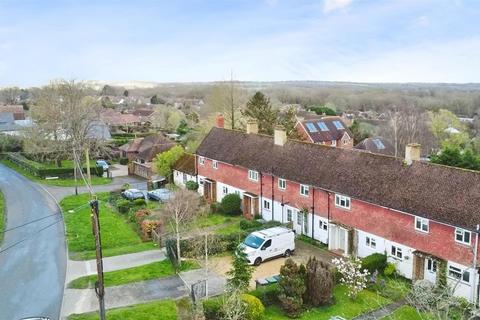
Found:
[323,0,353,13]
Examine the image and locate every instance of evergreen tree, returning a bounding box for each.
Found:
[243,92,278,135]
[226,248,253,292]
[278,259,306,317]
[305,257,334,306]
[123,89,129,97]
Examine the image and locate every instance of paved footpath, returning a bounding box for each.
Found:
[61,268,226,318]
[66,249,167,283]
[353,299,406,320]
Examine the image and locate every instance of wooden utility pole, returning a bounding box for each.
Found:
[90,198,106,320]
[73,148,78,195]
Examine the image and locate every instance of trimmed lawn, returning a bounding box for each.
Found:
[382,305,430,320]
[68,260,199,289]
[0,159,112,186]
[264,285,391,320]
[0,190,4,244]
[193,212,243,229]
[61,192,155,260]
[67,299,177,320]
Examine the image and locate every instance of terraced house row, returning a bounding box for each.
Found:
[179,116,480,303]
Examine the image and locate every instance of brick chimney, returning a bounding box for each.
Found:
[246,119,258,134]
[215,114,224,128]
[405,143,421,165]
[274,126,287,146]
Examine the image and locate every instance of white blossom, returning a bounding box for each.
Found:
[332,257,370,299]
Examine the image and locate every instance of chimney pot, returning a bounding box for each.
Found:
[274,126,287,146]
[215,114,224,128]
[405,143,421,165]
[246,120,258,134]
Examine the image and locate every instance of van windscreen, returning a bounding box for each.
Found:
[244,234,264,249]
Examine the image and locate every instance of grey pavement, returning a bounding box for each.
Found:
[61,268,226,318]
[0,163,67,320]
[62,276,188,317]
[66,249,167,283]
[43,176,147,201]
[353,299,406,320]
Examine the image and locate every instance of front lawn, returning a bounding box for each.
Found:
[61,192,155,260]
[264,285,391,320]
[67,259,199,289]
[0,190,4,244]
[1,159,112,186]
[382,305,429,320]
[67,299,177,320]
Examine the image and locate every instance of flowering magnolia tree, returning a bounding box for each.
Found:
[332,257,370,299]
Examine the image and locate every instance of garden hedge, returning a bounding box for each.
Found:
[361,253,387,274]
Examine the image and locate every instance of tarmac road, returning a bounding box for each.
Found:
[0,164,66,320]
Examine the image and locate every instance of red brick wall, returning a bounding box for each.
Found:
[198,155,478,266]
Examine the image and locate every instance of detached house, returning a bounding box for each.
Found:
[295,116,353,148]
[195,117,480,302]
[119,134,176,179]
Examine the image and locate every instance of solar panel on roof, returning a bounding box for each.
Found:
[305,122,317,132]
[333,120,344,129]
[317,122,329,131]
[372,138,385,149]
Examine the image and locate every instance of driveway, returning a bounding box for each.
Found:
[43,176,147,201]
[0,163,67,320]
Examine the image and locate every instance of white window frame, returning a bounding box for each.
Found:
[278,178,286,190]
[366,236,376,249]
[199,156,205,165]
[248,170,259,182]
[415,217,429,233]
[335,194,351,210]
[222,186,228,195]
[212,160,218,169]
[297,211,303,226]
[455,228,471,245]
[263,199,271,211]
[448,265,470,284]
[331,139,337,147]
[319,220,328,231]
[286,208,292,222]
[391,245,403,260]
[300,184,309,197]
[427,259,437,273]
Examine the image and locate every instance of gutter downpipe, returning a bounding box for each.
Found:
[259,172,263,219]
[311,187,315,240]
[473,224,479,305]
[327,191,331,247]
[271,167,275,222]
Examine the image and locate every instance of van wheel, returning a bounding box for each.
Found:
[254,257,262,266]
[284,249,291,257]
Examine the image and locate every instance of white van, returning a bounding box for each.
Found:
[240,226,295,266]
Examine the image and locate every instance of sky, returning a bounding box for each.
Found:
[0,0,479,86]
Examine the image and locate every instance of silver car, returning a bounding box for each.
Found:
[121,188,146,200]
[147,188,172,202]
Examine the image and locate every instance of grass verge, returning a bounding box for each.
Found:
[0,159,112,186]
[61,192,155,260]
[67,299,177,320]
[68,260,199,289]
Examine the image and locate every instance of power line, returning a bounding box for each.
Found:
[0,213,60,234]
[0,218,62,255]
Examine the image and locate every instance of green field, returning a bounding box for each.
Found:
[68,260,199,289]
[61,192,156,260]
[1,159,112,187]
[68,300,177,320]
[264,285,391,320]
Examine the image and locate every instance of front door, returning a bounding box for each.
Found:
[329,225,348,255]
[424,258,437,283]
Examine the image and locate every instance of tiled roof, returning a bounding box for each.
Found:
[355,137,395,156]
[173,153,196,176]
[119,134,176,162]
[197,127,480,231]
[298,116,351,143]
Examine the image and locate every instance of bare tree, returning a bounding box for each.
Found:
[163,189,200,267]
[0,86,21,105]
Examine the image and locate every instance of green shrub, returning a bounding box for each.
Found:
[179,231,247,257]
[384,262,396,276]
[185,180,199,191]
[240,219,263,230]
[210,202,219,213]
[203,297,224,320]
[119,157,129,165]
[361,253,387,274]
[133,198,146,207]
[220,194,242,215]
[242,294,265,320]
[278,259,306,318]
[250,284,279,306]
[117,199,131,214]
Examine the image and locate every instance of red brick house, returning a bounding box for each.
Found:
[0,105,25,120]
[195,121,480,302]
[295,116,353,148]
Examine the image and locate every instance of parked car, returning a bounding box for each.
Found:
[239,226,295,266]
[121,188,145,200]
[95,159,109,171]
[147,188,172,202]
